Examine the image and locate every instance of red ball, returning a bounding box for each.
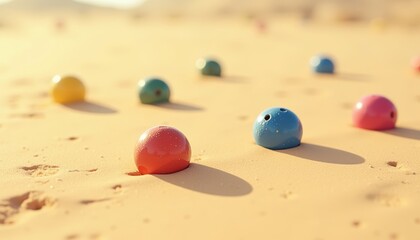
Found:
[411,56,420,72]
[352,95,397,130]
[134,126,191,174]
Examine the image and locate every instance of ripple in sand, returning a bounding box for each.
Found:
[20,164,59,177]
[0,191,56,225]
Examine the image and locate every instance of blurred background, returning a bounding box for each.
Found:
[0,0,420,25]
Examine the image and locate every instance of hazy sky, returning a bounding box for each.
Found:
[74,0,146,9]
[0,0,146,9]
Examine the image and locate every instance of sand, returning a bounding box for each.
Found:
[1,6,420,240]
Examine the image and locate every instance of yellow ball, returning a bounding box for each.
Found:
[50,75,86,104]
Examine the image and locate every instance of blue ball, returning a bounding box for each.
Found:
[253,107,303,150]
[310,55,335,74]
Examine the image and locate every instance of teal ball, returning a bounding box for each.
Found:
[138,78,170,104]
[196,58,222,77]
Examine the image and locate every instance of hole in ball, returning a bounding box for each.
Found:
[155,89,162,96]
[264,114,271,121]
[279,108,287,112]
[390,111,395,118]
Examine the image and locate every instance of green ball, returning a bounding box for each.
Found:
[196,58,222,77]
[138,78,170,104]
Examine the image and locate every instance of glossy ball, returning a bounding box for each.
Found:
[196,58,222,77]
[138,78,170,104]
[310,55,335,74]
[50,75,86,104]
[134,126,191,174]
[353,95,397,130]
[411,56,420,72]
[253,107,303,150]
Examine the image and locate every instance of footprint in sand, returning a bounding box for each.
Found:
[0,191,56,225]
[20,165,59,177]
[366,192,405,207]
[111,184,122,193]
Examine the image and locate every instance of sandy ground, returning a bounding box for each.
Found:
[1,10,420,240]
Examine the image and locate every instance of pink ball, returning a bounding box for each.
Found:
[352,95,397,130]
[411,56,420,72]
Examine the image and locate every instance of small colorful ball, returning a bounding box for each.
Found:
[352,95,397,130]
[411,56,420,72]
[310,55,335,74]
[50,75,86,104]
[196,58,222,77]
[138,77,170,104]
[253,107,303,150]
[134,126,191,174]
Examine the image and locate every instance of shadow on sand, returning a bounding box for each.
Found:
[315,72,370,81]
[382,127,420,141]
[153,101,204,111]
[63,101,117,114]
[281,143,365,164]
[127,163,253,197]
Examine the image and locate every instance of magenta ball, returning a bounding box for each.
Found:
[352,95,397,130]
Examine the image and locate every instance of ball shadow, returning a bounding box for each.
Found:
[222,75,248,83]
[155,101,204,111]
[200,75,248,83]
[382,127,420,141]
[281,143,365,164]
[63,101,117,114]
[154,163,253,196]
[315,72,370,81]
[336,72,370,81]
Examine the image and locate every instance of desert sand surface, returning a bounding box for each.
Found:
[1,1,420,239]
